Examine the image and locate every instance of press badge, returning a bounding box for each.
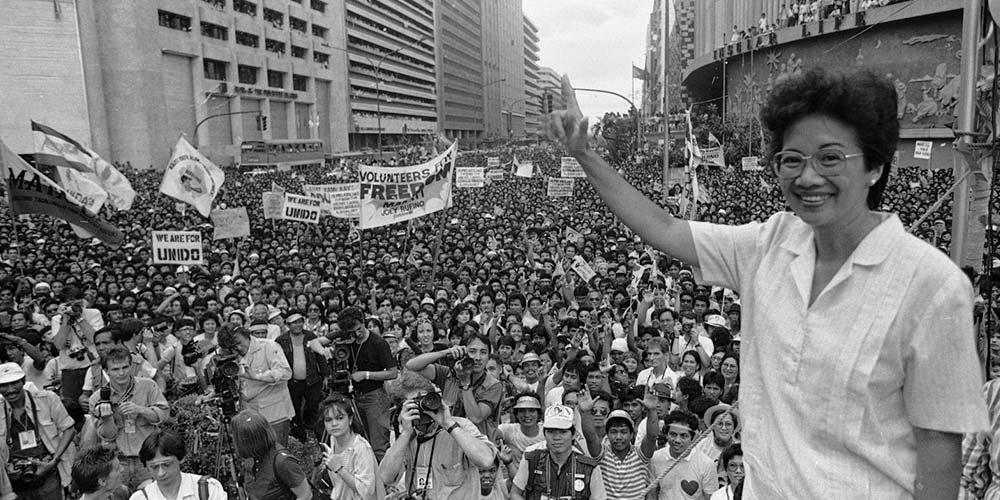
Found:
[413,467,433,491]
[574,475,585,492]
[18,431,37,450]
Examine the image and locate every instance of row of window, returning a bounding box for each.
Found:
[157,9,329,42]
[209,60,311,92]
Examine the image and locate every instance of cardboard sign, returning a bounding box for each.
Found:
[152,231,204,265]
[262,192,285,219]
[302,183,360,218]
[571,255,597,283]
[456,167,485,188]
[547,177,574,197]
[487,169,505,182]
[515,161,534,178]
[283,193,322,224]
[211,207,250,240]
[741,156,763,171]
[914,141,933,160]
[560,157,585,178]
[487,157,501,168]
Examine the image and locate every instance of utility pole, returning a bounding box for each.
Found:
[661,0,670,203]
[951,0,983,265]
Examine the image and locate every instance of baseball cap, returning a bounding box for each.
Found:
[285,313,305,324]
[543,404,574,430]
[513,395,542,410]
[0,362,25,384]
[731,334,742,343]
[650,382,674,401]
[605,409,635,431]
[611,338,629,353]
[704,314,728,328]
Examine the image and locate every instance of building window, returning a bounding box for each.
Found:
[289,16,307,34]
[200,22,228,41]
[311,24,327,40]
[238,65,258,84]
[265,39,286,55]
[157,10,191,32]
[204,59,228,81]
[291,45,307,59]
[235,31,259,48]
[293,74,308,91]
[233,0,256,16]
[200,0,226,10]
[310,0,326,13]
[263,8,284,28]
[313,51,329,67]
[267,70,285,88]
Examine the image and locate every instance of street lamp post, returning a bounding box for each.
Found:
[504,97,529,139]
[571,87,641,157]
[371,34,429,161]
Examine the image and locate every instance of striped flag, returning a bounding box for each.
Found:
[31,121,135,210]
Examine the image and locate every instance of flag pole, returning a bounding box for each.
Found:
[5,190,27,279]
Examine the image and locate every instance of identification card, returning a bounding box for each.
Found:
[413,466,433,491]
[18,430,37,450]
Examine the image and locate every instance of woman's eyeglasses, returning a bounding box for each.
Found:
[772,149,864,179]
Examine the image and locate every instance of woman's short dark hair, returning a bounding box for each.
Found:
[720,442,743,470]
[760,68,899,209]
[139,430,186,464]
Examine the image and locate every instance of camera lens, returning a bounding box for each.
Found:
[418,392,442,413]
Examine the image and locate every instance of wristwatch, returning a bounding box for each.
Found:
[459,384,471,391]
[446,422,460,434]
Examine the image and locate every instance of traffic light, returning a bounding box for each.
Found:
[255,115,262,131]
[261,116,268,131]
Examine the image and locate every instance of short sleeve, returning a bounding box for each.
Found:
[374,337,395,370]
[903,272,988,432]
[432,364,450,389]
[689,220,763,291]
[476,378,503,412]
[274,451,307,490]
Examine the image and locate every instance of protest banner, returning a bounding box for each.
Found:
[211,207,251,240]
[486,169,505,182]
[741,156,763,171]
[515,160,534,178]
[160,137,225,217]
[560,157,586,178]
[303,183,360,218]
[262,192,284,219]
[283,193,322,224]
[487,157,500,168]
[914,140,933,160]
[571,256,597,283]
[359,142,457,229]
[151,231,203,265]
[455,167,485,188]
[547,177,574,197]
[700,132,726,168]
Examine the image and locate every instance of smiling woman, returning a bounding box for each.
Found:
[549,68,989,500]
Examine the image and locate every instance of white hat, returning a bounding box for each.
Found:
[704,314,728,328]
[543,404,574,430]
[519,352,541,366]
[513,395,542,410]
[611,338,629,353]
[0,362,25,384]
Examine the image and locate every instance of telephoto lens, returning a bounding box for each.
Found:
[418,392,442,413]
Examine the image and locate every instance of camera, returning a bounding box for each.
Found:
[456,357,476,370]
[181,342,209,366]
[327,339,354,396]
[209,351,242,418]
[416,392,442,414]
[7,457,37,484]
[69,346,89,361]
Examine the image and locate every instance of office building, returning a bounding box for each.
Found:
[345,0,437,150]
[523,15,541,137]
[435,0,486,141]
[481,0,526,139]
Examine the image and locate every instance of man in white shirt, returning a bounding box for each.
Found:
[129,430,226,500]
[648,411,718,500]
[635,338,678,392]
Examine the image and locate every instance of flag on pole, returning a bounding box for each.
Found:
[0,137,122,247]
[514,156,534,178]
[31,121,135,210]
[700,132,726,168]
[632,65,649,80]
[160,137,225,218]
[271,181,285,193]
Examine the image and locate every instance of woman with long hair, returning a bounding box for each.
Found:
[719,352,740,404]
[232,410,312,500]
[318,395,381,500]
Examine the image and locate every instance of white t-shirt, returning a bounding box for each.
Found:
[128,473,226,500]
[636,366,678,391]
[496,423,544,467]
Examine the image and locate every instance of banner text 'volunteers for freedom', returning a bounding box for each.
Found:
[358,168,432,201]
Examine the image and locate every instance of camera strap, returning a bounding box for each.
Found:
[4,391,41,451]
[406,433,437,495]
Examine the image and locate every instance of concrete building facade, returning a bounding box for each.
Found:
[523,16,541,137]
[481,0,526,139]
[434,0,485,141]
[345,0,437,150]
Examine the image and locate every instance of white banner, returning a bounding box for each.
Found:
[515,160,534,178]
[152,231,204,265]
[487,157,501,168]
[547,177,574,197]
[486,170,505,183]
[560,157,585,178]
[262,192,284,219]
[283,193,322,224]
[914,140,933,160]
[741,156,763,171]
[456,167,485,188]
[302,183,360,218]
[359,142,457,229]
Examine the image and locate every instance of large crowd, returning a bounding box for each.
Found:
[0,135,989,500]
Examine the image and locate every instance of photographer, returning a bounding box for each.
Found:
[0,362,77,500]
[333,307,397,460]
[156,318,203,398]
[217,324,293,445]
[88,345,170,490]
[129,430,227,500]
[44,286,104,427]
[405,333,502,439]
[379,371,496,500]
